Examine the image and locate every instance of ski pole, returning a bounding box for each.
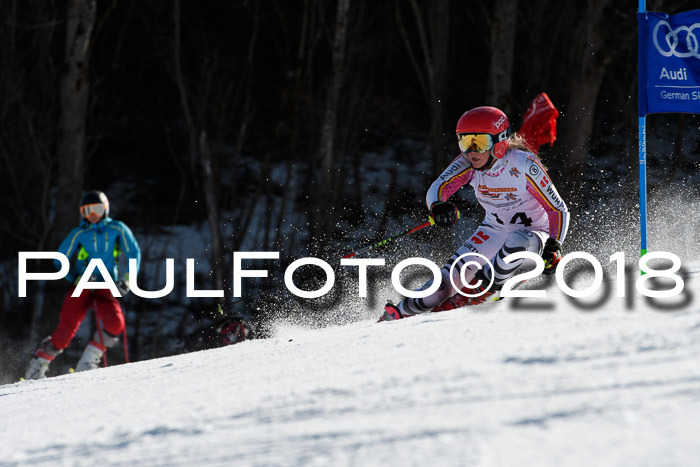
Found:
[96,317,108,367]
[94,298,108,368]
[221,215,450,311]
[341,216,437,259]
[122,313,130,363]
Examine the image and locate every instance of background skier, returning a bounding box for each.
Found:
[182,315,255,353]
[380,106,569,321]
[24,191,141,379]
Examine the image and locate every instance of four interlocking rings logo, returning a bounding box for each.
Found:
[653,20,700,59]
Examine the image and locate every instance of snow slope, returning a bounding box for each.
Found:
[2,268,700,467]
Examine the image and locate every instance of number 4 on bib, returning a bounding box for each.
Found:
[492,212,533,227]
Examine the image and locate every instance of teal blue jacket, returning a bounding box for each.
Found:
[54,217,141,284]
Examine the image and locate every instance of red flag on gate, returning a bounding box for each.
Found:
[518,92,559,155]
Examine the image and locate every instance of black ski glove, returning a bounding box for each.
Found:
[541,238,562,275]
[430,201,459,227]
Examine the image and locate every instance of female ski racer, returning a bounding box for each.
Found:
[380,106,569,321]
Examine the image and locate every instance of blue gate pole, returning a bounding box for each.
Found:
[639,117,647,257]
[638,0,648,258]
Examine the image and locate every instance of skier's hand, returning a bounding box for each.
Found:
[116,279,130,296]
[430,201,459,227]
[541,238,562,275]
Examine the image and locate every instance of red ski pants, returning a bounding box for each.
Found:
[50,288,124,350]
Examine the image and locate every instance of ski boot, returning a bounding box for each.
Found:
[76,329,120,372]
[76,342,106,372]
[24,357,51,380]
[24,337,62,380]
[378,303,403,322]
[432,276,497,312]
[467,287,495,306]
[432,293,470,312]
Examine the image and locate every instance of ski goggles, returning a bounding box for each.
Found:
[457,129,510,154]
[457,134,494,153]
[80,203,106,222]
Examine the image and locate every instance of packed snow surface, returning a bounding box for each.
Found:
[2,267,700,466]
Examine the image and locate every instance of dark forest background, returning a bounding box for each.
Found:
[1,0,699,376]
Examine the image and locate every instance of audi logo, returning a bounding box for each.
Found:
[653,20,700,59]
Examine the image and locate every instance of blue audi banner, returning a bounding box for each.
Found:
[638,10,700,115]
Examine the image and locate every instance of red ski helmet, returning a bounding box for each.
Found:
[456,106,511,159]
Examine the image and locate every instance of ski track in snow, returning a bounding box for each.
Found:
[2,268,700,466]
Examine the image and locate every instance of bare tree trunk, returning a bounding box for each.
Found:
[38,0,95,346]
[172,0,224,291]
[312,0,350,252]
[173,0,198,175]
[235,0,260,155]
[557,0,615,188]
[319,0,350,196]
[263,153,273,248]
[0,0,59,344]
[199,132,224,292]
[428,0,449,179]
[378,167,398,238]
[273,160,294,249]
[560,66,607,164]
[397,0,450,180]
[487,0,518,115]
[53,0,96,244]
